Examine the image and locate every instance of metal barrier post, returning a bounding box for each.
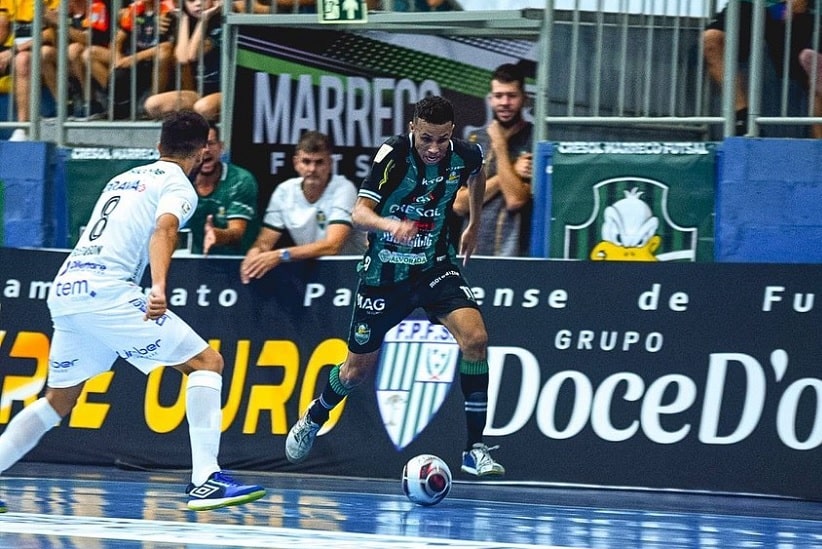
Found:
[27,0,44,141]
[55,0,69,147]
[722,0,740,137]
[534,1,553,144]
[221,0,237,153]
[746,0,766,137]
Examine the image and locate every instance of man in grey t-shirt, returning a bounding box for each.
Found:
[454,63,533,256]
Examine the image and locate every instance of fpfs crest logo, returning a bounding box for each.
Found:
[375,319,459,450]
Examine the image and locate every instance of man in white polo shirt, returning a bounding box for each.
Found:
[240,130,366,283]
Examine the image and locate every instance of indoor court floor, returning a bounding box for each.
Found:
[0,461,821,548]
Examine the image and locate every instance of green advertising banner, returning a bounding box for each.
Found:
[550,142,716,262]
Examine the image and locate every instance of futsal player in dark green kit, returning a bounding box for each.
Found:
[286,95,505,477]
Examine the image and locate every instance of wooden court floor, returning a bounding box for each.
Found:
[0,461,821,548]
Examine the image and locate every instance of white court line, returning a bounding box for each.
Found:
[0,513,577,549]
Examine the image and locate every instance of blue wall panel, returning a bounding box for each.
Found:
[716,138,822,263]
[0,141,57,247]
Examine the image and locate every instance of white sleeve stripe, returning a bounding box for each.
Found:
[359,189,381,202]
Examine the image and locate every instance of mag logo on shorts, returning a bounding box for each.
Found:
[375,319,459,450]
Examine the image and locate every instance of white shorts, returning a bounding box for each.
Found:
[48,293,209,388]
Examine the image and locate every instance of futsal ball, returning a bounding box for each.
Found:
[401,454,452,506]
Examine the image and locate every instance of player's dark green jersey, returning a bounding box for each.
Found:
[357,133,483,287]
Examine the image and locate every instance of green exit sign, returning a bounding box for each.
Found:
[317,0,368,23]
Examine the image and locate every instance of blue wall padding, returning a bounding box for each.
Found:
[51,148,70,248]
[715,137,822,263]
[530,141,553,257]
[0,141,57,247]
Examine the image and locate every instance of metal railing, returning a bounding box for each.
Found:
[0,0,216,144]
[1,0,819,146]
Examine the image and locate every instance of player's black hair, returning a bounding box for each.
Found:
[296,130,333,154]
[159,110,209,158]
[491,63,526,92]
[413,95,455,126]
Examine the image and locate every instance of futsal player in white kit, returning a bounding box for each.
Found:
[0,110,265,512]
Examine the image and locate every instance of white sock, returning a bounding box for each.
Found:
[0,398,61,474]
[186,370,222,486]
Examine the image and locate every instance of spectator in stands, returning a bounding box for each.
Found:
[0,2,21,142]
[4,0,100,130]
[0,4,12,93]
[388,0,461,11]
[239,131,365,283]
[110,0,176,119]
[232,0,378,14]
[799,47,822,137]
[40,0,111,120]
[143,0,222,121]
[703,0,820,136]
[6,0,60,141]
[453,63,533,257]
[187,122,260,255]
[66,0,108,117]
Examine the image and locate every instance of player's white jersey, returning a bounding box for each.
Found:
[48,160,197,317]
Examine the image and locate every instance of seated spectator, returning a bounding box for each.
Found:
[703,0,820,136]
[240,131,366,283]
[186,122,260,255]
[2,0,115,131]
[143,0,222,121]
[110,0,176,119]
[41,0,111,120]
[0,4,12,99]
[7,0,60,141]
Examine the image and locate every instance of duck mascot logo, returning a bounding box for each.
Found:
[565,177,698,262]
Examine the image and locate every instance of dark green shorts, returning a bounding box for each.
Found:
[347,261,480,354]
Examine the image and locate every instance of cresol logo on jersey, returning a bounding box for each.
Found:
[388,204,444,218]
